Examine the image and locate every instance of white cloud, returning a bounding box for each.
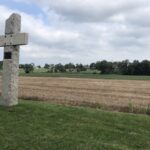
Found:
[0,5,81,64]
[1,0,150,65]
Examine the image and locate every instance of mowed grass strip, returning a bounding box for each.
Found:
[20,72,150,80]
[0,100,150,150]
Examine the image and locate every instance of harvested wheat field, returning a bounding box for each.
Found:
[1,77,150,113]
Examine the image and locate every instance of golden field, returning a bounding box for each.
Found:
[10,77,150,113]
[0,76,150,113]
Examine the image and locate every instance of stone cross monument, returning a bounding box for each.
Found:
[0,13,28,106]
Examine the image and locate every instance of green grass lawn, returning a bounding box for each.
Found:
[0,100,150,150]
[20,71,150,80]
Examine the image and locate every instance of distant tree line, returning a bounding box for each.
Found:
[19,63,35,73]
[19,59,150,75]
[91,60,150,75]
[43,60,150,75]
[44,63,87,73]
[0,61,3,69]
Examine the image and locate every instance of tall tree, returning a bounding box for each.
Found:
[24,64,34,74]
[95,60,114,74]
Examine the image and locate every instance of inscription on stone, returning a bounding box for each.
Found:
[4,52,12,59]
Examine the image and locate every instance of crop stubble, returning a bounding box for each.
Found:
[0,77,150,112]
[17,77,150,112]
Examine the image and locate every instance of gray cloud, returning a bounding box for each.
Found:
[36,0,150,23]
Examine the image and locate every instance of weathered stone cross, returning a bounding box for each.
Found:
[0,13,28,106]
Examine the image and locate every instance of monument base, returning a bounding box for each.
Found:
[0,96,18,106]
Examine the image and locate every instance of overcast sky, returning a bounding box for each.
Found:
[0,0,150,65]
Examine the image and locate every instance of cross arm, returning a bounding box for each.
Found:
[0,33,28,47]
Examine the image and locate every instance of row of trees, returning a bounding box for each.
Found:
[15,59,150,75]
[19,63,34,73]
[0,62,35,74]
[44,63,87,73]
[19,63,88,73]
[0,61,3,69]
[91,60,150,75]
[44,60,150,75]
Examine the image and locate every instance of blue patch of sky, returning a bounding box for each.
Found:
[0,0,49,24]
